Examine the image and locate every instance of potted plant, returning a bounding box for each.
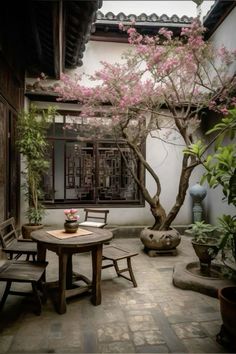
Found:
[185,109,236,347]
[55,19,236,255]
[17,104,56,238]
[185,221,219,274]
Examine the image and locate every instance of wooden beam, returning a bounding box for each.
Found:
[90,35,128,44]
[52,0,63,79]
[28,2,43,63]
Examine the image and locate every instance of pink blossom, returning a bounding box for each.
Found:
[64,209,79,220]
[54,16,236,149]
[220,107,229,115]
[158,28,173,40]
[118,22,124,30]
[127,27,136,35]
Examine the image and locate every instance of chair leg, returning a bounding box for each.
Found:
[113,260,120,276]
[37,277,47,304]
[31,282,42,315]
[26,254,30,261]
[0,281,12,311]
[127,258,137,288]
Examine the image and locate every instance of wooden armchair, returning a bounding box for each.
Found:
[0,218,37,260]
[79,208,109,228]
[0,259,48,315]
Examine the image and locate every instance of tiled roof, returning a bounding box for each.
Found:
[96,11,193,24]
[91,11,193,41]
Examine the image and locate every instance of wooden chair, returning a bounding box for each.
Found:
[79,210,138,287]
[79,209,109,228]
[102,245,138,287]
[0,218,37,261]
[0,259,48,315]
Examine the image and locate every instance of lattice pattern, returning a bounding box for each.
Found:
[42,132,141,204]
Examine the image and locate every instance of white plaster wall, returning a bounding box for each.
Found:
[210,7,236,51]
[67,41,130,86]
[206,7,236,225]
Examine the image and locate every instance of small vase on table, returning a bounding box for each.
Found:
[63,209,80,233]
[64,219,79,233]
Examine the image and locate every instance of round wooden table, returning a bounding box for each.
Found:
[31,227,113,314]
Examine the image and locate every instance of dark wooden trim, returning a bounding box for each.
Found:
[53,1,63,79]
[91,35,128,43]
[28,1,43,64]
[204,1,236,39]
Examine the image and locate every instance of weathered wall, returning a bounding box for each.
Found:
[206,7,236,224]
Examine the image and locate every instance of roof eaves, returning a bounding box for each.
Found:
[96,11,193,24]
[203,0,236,39]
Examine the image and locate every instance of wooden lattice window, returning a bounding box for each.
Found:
[41,111,143,206]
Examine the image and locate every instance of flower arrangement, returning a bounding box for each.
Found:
[64,209,79,221]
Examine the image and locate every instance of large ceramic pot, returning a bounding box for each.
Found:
[217,286,236,348]
[191,239,219,274]
[64,219,79,233]
[22,223,44,239]
[140,227,181,255]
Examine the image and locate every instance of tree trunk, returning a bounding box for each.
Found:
[150,197,166,230]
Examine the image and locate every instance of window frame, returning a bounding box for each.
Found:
[42,110,145,208]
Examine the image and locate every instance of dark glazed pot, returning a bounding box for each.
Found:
[191,239,219,274]
[64,219,79,233]
[217,286,236,348]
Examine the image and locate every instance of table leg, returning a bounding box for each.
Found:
[37,243,47,281]
[66,255,73,289]
[37,243,46,262]
[58,252,68,314]
[91,244,103,306]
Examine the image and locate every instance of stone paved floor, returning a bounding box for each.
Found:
[0,236,231,353]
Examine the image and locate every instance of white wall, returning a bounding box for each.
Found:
[67,41,130,85]
[206,7,236,225]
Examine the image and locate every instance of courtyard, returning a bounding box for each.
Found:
[0,1,236,353]
[0,235,228,353]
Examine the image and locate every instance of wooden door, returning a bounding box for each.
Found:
[0,97,7,222]
[0,96,20,223]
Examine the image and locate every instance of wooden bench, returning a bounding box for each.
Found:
[0,218,37,260]
[102,245,138,287]
[79,209,109,228]
[0,260,48,315]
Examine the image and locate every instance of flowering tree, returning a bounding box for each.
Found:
[55,19,236,231]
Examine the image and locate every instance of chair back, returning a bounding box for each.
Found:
[0,218,18,249]
[80,208,109,228]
